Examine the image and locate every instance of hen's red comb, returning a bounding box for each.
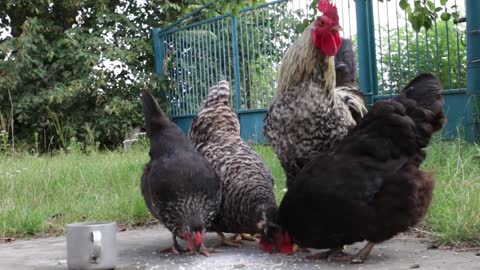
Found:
[259,236,275,252]
[318,0,337,14]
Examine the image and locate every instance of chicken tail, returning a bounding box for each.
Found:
[394,73,446,149]
[336,85,368,124]
[334,73,445,169]
[141,90,169,136]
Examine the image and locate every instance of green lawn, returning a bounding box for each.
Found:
[0,144,152,238]
[1,140,479,246]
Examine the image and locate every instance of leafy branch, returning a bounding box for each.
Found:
[393,0,461,32]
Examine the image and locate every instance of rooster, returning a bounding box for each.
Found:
[261,73,446,263]
[189,81,277,247]
[263,0,367,190]
[140,90,221,256]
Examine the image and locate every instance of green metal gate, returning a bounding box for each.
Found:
[152,0,479,142]
[356,0,479,141]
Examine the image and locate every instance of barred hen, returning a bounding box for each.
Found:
[189,81,277,246]
[140,90,221,256]
[263,0,367,190]
[262,73,446,263]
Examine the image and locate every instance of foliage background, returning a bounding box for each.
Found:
[375,19,466,95]
[0,0,261,152]
[0,0,460,152]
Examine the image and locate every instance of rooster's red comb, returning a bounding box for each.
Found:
[318,0,337,14]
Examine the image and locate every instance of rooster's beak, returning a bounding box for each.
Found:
[331,25,343,32]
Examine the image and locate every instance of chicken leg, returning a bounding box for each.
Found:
[351,242,375,264]
[159,235,188,254]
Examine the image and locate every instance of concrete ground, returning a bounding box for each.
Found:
[1,226,479,270]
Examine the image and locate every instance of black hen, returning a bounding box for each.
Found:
[140,90,221,256]
[335,38,365,125]
[335,38,357,87]
[189,81,277,246]
[264,73,446,263]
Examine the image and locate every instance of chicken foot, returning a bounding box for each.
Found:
[215,232,242,247]
[293,244,311,253]
[230,233,258,242]
[306,242,375,263]
[306,246,346,260]
[199,244,222,257]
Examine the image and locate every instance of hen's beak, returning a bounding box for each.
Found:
[331,25,343,31]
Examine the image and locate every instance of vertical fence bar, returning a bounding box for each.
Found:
[376,1,385,95]
[454,0,461,87]
[395,0,403,90]
[355,0,378,105]
[226,18,234,105]
[405,9,412,80]
[250,11,257,109]
[445,21,452,89]
[466,0,480,141]
[434,12,441,79]
[239,16,248,108]
[152,28,164,76]
[385,1,393,94]
[267,9,274,103]
[231,15,242,112]
[192,30,200,113]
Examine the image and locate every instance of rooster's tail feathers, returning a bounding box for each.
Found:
[336,86,368,122]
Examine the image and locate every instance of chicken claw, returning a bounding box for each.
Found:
[216,232,242,247]
[199,244,222,257]
[293,244,310,253]
[158,236,188,255]
[158,245,185,255]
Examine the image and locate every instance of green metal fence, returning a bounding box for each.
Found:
[154,0,329,141]
[153,0,479,141]
[372,0,466,97]
[356,0,478,140]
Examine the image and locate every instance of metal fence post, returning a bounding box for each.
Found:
[355,0,378,106]
[152,28,164,76]
[231,15,243,112]
[466,0,480,141]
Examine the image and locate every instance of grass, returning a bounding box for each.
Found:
[1,140,479,246]
[0,143,151,238]
[253,145,287,204]
[422,139,480,246]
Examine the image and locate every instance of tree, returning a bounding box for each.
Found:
[0,0,460,152]
[0,0,261,152]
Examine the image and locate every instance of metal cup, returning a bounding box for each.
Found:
[66,221,117,270]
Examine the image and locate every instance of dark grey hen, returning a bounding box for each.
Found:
[140,90,221,256]
[189,81,277,247]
